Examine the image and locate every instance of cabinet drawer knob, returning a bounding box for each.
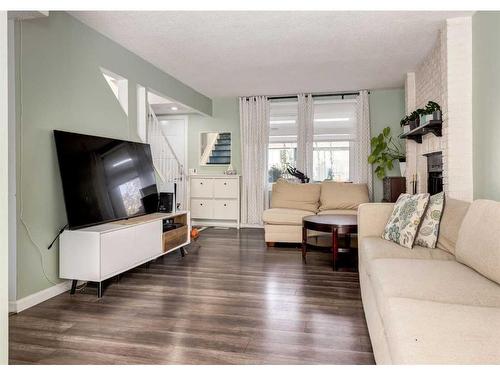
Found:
[224,182,227,185]
[224,203,227,207]
[200,203,203,206]
[200,182,203,185]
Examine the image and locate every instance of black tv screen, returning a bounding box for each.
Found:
[54,130,158,229]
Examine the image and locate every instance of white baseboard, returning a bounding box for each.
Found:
[9,280,72,313]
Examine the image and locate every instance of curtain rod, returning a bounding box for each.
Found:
[267,91,369,101]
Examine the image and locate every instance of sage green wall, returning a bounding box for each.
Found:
[1,10,9,365]
[473,12,500,200]
[188,98,241,174]
[369,88,406,202]
[15,12,211,299]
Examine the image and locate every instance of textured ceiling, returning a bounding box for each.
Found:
[70,11,472,98]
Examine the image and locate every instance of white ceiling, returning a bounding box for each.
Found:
[71,11,472,98]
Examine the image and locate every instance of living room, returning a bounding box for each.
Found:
[1,0,500,369]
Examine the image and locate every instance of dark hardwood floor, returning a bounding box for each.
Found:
[9,228,374,364]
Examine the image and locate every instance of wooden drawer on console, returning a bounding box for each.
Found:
[213,179,239,198]
[163,226,188,252]
[190,178,214,198]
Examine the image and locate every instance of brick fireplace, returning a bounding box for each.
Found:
[404,17,473,201]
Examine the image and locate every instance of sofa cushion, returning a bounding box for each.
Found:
[360,237,455,267]
[369,258,500,309]
[319,182,369,210]
[382,193,430,248]
[384,298,500,364]
[436,198,470,254]
[317,209,358,216]
[262,208,314,225]
[415,192,445,248]
[456,199,500,284]
[271,180,321,212]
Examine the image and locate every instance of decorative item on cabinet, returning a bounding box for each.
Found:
[225,164,237,175]
[189,175,240,228]
[382,177,406,203]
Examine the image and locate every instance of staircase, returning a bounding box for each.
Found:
[207,132,231,164]
[146,105,186,210]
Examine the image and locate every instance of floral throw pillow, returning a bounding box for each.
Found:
[382,193,430,248]
[414,192,445,248]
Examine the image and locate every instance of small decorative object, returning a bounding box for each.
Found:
[189,168,197,175]
[411,174,418,194]
[225,164,237,175]
[285,165,310,183]
[399,161,407,177]
[368,127,406,179]
[190,227,200,241]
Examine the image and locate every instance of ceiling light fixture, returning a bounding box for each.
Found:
[171,106,178,111]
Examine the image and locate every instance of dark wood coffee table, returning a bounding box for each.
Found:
[302,214,358,271]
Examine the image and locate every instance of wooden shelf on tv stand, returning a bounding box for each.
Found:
[161,212,189,253]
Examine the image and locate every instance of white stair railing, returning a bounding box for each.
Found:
[147,105,186,211]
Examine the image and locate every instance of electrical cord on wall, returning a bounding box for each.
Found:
[18,20,58,286]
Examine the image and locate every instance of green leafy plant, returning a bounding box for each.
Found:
[424,101,441,114]
[400,101,441,126]
[368,126,406,179]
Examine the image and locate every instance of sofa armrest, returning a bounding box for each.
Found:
[357,203,394,244]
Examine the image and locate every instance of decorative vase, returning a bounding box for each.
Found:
[399,161,407,177]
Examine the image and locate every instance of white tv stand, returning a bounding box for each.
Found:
[59,211,190,297]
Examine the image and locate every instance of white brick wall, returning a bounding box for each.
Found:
[404,17,473,201]
[445,17,473,201]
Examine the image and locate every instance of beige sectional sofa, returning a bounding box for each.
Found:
[263,180,369,244]
[358,198,500,364]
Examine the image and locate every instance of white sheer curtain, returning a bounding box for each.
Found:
[239,96,270,226]
[296,93,314,178]
[352,90,373,200]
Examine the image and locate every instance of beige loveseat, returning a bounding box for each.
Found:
[263,180,369,245]
[358,198,500,364]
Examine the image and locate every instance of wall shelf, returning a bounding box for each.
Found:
[399,120,442,143]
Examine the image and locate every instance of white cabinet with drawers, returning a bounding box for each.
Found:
[189,175,240,228]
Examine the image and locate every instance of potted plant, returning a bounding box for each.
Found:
[421,101,441,124]
[400,109,423,131]
[400,101,441,131]
[368,126,406,179]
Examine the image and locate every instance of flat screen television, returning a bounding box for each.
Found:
[54,130,158,229]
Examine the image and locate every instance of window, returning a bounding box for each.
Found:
[100,68,128,115]
[313,141,350,181]
[268,100,298,183]
[267,97,358,183]
[313,99,357,182]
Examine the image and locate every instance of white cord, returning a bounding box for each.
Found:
[18,20,58,286]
